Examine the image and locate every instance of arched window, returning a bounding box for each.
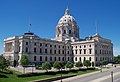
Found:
[84,57,86,61]
[34,56,36,61]
[89,57,91,61]
[69,30,71,34]
[79,57,81,61]
[40,56,42,61]
[59,57,61,61]
[54,57,56,61]
[62,57,64,61]
[75,57,77,61]
[64,30,66,34]
[50,57,52,61]
[45,56,47,61]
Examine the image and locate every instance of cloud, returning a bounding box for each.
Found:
[113,46,120,56]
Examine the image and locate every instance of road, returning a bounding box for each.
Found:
[64,67,120,82]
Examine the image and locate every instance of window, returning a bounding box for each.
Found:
[26,42,28,45]
[95,50,97,54]
[96,57,97,61]
[54,45,56,48]
[68,46,69,49]
[58,50,60,54]
[71,57,73,61]
[45,44,47,47]
[62,57,64,61]
[50,45,52,47]
[59,46,60,48]
[75,50,77,54]
[76,46,77,48]
[34,48,36,53]
[45,49,47,53]
[80,46,81,48]
[79,57,81,61]
[84,45,86,48]
[25,47,28,52]
[64,30,66,34]
[63,46,64,48]
[40,48,42,53]
[62,50,64,54]
[67,51,69,54]
[69,30,71,34]
[54,50,56,54]
[50,57,52,61]
[89,45,91,47]
[34,56,36,61]
[45,56,47,61]
[75,57,77,61]
[34,42,36,46]
[40,43,42,46]
[84,57,86,61]
[100,50,101,54]
[84,49,86,54]
[50,49,52,54]
[89,49,92,54]
[89,57,91,61]
[40,56,42,61]
[54,57,56,61]
[79,49,82,54]
[59,57,60,61]
[68,57,69,61]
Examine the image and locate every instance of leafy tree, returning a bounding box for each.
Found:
[0,55,10,71]
[66,61,74,70]
[42,62,52,72]
[101,60,108,67]
[53,61,64,71]
[83,60,91,68]
[20,53,29,73]
[92,62,95,67]
[75,61,83,68]
[114,55,120,63]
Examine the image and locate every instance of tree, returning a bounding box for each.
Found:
[0,55,10,71]
[53,61,64,71]
[66,61,74,70]
[101,60,108,67]
[42,62,52,72]
[75,61,83,68]
[20,53,29,73]
[83,60,91,68]
[114,55,120,63]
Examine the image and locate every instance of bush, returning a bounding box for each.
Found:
[75,61,83,68]
[66,61,74,70]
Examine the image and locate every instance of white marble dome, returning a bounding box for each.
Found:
[58,8,76,25]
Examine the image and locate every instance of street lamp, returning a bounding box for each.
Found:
[111,71,113,82]
[61,67,62,82]
[100,65,102,72]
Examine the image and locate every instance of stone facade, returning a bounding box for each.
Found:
[3,8,113,66]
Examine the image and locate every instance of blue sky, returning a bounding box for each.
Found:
[0,0,120,56]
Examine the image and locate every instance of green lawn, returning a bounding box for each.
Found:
[0,69,98,82]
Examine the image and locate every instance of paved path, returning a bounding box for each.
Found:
[53,67,120,82]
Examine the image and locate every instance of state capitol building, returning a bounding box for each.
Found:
[3,8,113,66]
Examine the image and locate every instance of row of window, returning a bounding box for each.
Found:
[33,56,73,61]
[25,42,71,49]
[74,49,92,54]
[73,45,92,49]
[25,47,69,54]
[95,50,112,54]
[75,57,92,61]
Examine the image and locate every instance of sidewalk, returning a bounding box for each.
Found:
[53,68,109,82]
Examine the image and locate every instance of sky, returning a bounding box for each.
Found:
[0,0,120,56]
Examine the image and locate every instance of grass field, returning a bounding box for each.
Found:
[0,69,98,82]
